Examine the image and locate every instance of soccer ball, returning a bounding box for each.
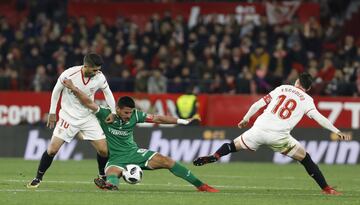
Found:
[122,164,143,184]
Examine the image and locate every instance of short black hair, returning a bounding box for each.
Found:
[83,53,103,67]
[299,72,313,90]
[117,96,135,108]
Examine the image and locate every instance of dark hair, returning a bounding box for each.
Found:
[83,53,103,67]
[117,96,135,108]
[299,72,313,90]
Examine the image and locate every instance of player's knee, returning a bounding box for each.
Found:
[233,138,243,150]
[97,149,108,157]
[163,156,175,169]
[94,141,108,157]
[47,147,59,156]
[106,167,121,177]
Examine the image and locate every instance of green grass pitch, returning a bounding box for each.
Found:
[0,158,359,205]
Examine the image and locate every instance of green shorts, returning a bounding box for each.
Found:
[105,148,157,172]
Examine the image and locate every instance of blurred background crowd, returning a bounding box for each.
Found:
[0,0,359,96]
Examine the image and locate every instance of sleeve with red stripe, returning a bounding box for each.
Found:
[263,94,272,104]
[145,114,154,123]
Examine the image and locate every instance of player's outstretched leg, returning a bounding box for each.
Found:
[27,136,64,188]
[170,162,219,192]
[291,145,342,196]
[299,152,342,195]
[27,151,55,188]
[148,153,219,192]
[193,141,238,166]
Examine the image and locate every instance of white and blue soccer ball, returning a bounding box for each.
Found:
[122,164,143,184]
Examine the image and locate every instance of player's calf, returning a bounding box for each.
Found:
[299,152,329,190]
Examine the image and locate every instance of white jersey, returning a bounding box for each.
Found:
[58,66,108,125]
[254,85,316,134]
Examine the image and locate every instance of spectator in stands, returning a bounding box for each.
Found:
[108,54,126,77]
[134,69,148,93]
[249,47,270,75]
[117,69,134,92]
[325,70,354,96]
[0,7,358,97]
[236,66,256,94]
[31,65,51,92]
[341,35,357,62]
[147,69,167,94]
[308,59,319,78]
[323,17,341,45]
[317,57,336,82]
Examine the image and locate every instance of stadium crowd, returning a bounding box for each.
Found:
[0,6,359,96]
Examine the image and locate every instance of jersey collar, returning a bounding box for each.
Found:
[81,67,91,85]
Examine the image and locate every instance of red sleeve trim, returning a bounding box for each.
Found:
[262,94,272,105]
[69,69,81,77]
[145,114,154,123]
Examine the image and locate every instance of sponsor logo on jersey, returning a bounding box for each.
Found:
[108,127,129,136]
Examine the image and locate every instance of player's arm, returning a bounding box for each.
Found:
[100,75,116,123]
[145,114,190,125]
[102,86,116,114]
[62,79,99,112]
[47,78,65,128]
[238,97,268,128]
[307,109,350,140]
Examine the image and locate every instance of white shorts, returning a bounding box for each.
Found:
[53,115,105,143]
[234,126,300,156]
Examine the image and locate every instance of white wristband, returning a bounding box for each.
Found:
[177,119,189,125]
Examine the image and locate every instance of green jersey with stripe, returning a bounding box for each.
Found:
[95,107,147,159]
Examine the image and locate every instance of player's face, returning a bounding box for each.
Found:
[117,106,133,122]
[84,66,101,77]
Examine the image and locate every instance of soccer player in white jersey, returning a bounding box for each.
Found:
[193,73,351,195]
[27,53,116,188]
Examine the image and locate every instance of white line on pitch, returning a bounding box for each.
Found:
[0,189,330,196]
[0,179,329,191]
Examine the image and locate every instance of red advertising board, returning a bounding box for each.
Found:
[0,92,358,129]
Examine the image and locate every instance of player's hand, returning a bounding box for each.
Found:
[47,113,57,129]
[105,113,115,124]
[187,118,201,126]
[238,119,248,128]
[63,79,76,90]
[337,132,351,141]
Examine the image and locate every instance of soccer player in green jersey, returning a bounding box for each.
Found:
[62,79,219,192]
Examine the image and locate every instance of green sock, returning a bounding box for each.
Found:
[169,162,204,187]
[107,174,119,187]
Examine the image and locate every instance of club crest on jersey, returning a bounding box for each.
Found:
[90,87,96,93]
